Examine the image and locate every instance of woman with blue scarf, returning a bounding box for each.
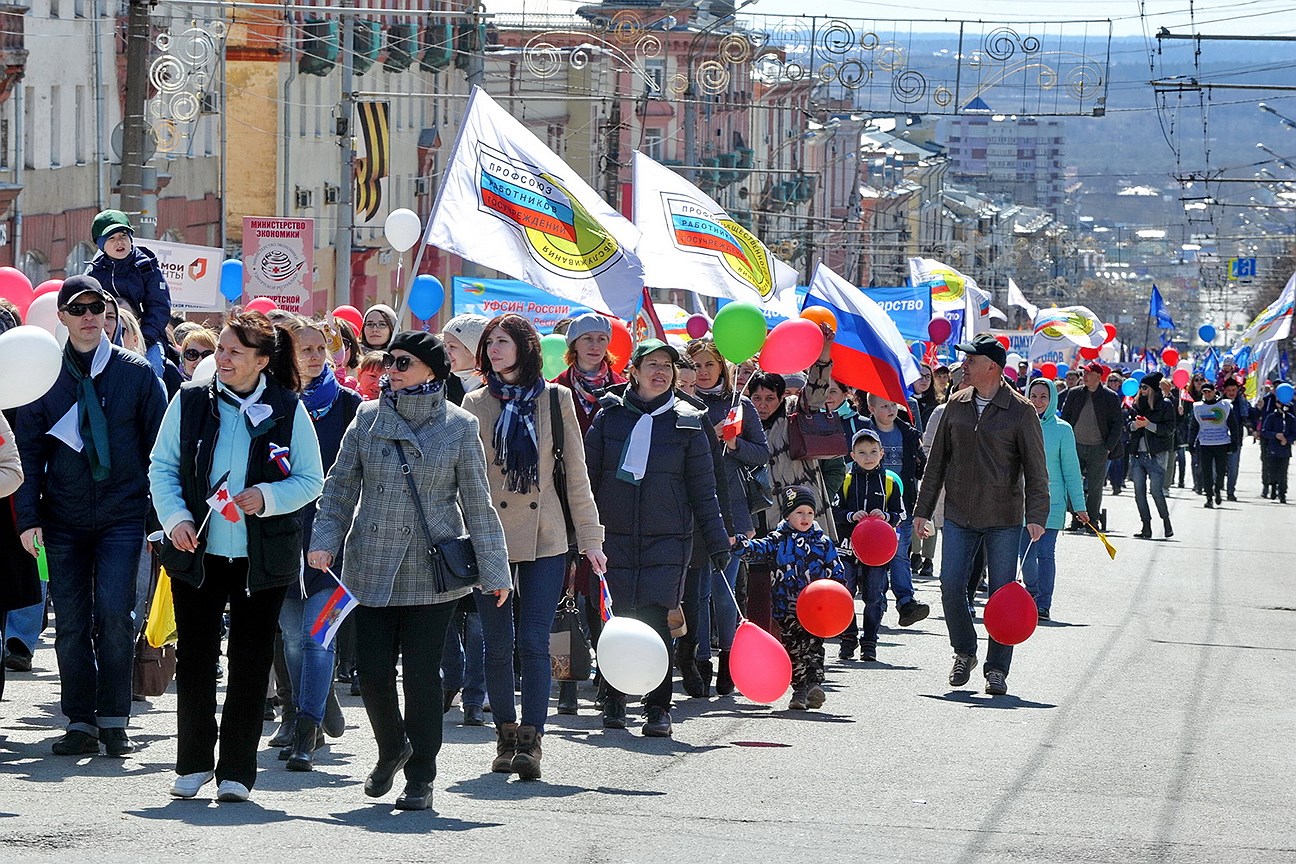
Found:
[272,317,361,771]
[462,314,605,782]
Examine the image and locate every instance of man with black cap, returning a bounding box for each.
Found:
[1060,361,1124,530]
[14,275,166,756]
[914,333,1049,697]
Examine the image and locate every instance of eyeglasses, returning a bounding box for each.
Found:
[364,319,391,329]
[183,348,214,362]
[63,301,106,317]
[382,354,416,372]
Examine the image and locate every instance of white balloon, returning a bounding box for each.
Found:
[596,616,669,696]
[1006,352,1023,368]
[193,354,217,383]
[383,208,423,253]
[24,292,61,337]
[0,325,63,409]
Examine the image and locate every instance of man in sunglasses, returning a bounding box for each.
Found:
[13,275,167,758]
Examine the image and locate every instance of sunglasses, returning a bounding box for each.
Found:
[183,348,214,362]
[382,354,416,372]
[63,300,106,317]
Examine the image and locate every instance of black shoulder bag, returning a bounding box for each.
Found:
[393,440,478,593]
[547,388,593,680]
[549,387,577,547]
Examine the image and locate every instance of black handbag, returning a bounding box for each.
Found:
[743,463,775,512]
[393,440,478,593]
[788,407,848,461]
[549,589,592,682]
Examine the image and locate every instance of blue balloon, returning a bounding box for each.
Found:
[1120,378,1139,397]
[1277,382,1294,405]
[219,259,243,302]
[409,274,444,320]
[1131,370,1146,382]
[1198,324,1217,343]
[1056,363,1069,378]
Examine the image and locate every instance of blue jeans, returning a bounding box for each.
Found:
[5,580,47,652]
[43,521,142,733]
[1130,451,1170,524]
[705,552,743,657]
[279,588,337,724]
[859,563,890,647]
[441,597,485,709]
[472,588,517,726]
[886,518,916,607]
[1226,446,1241,496]
[513,555,567,732]
[940,521,1021,677]
[145,341,164,377]
[1019,527,1059,612]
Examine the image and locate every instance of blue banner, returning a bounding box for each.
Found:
[452,277,599,334]
[861,285,931,343]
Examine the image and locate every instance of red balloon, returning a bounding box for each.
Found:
[759,318,824,375]
[1103,323,1118,344]
[995,335,1011,349]
[245,296,278,314]
[0,266,34,317]
[1078,345,1101,360]
[795,579,855,638]
[1173,368,1190,388]
[1039,362,1057,380]
[1161,348,1180,367]
[729,620,792,703]
[332,304,363,333]
[850,516,899,568]
[608,316,632,373]
[983,581,1038,645]
[33,279,63,298]
[927,317,952,343]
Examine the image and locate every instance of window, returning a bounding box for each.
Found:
[644,128,663,161]
[75,86,86,163]
[22,86,33,169]
[74,0,85,16]
[644,59,666,96]
[0,114,8,170]
[65,242,95,275]
[49,0,59,17]
[50,86,60,166]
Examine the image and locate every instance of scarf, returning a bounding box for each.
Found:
[216,376,275,438]
[486,373,545,493]
[50,336,112,481]
[760,399,788,431]
[378,374,444,402]
[568,362,614,415]
[618,390,675,485]
[302,366,340,420]
[697,381,728,397]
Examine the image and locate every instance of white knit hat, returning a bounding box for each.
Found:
[442,313,489,355]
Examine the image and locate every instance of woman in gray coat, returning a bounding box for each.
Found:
[308,331,510,811]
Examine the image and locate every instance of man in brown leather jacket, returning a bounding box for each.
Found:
[914,333,1050,697]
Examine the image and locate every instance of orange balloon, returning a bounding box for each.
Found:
[608,316,632,373]
[800,306,837,332]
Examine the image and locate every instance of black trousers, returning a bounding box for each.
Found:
[354,601,456,784]
[601,604,673,710]
[171,555,286,789]
[1199,444,1230,497]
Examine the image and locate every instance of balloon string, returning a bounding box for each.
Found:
[1017,537,1035,585]
[716,554,747,624]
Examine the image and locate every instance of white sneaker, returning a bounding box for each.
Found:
[216,780,251,802]
[169,770,215,798]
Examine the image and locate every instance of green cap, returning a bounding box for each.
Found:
[91,209,134,245]
[629,338,681,367]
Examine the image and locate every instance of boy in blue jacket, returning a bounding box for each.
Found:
[739,484,846,711]
[833,428,906,662]
[86,209,172,377]
[1260,402,1295,504]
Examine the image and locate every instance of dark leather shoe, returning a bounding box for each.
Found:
[462,704,486,726]
[643,706,673,738]
[394,780,433,810]
[101,728,135,757]
[51,730,99,756]
[322,688,345,738]
[601,694,627,729]
[365,741,413,797]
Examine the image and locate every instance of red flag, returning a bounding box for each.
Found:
[204,473,241,523]
[721,406,743,442]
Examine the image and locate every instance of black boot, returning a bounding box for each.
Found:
[696,658,713,697]
[676,639,704,698]
[1163,518,1174,539]
[602,693,627,729]
[286,716,319,771]
[268,702,296,749]
[715,650,734,696]
[557,680,578,715]
[1135,522,1152,539]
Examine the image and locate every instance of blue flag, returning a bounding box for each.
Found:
[1149,284,1176,330]
[1200,346,1220,381]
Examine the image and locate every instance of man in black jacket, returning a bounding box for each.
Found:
[15,276,166,758]
[1061,362,1124,530]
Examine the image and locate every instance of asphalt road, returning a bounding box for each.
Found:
[1,447,1293,863]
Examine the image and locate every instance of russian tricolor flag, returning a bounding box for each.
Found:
[803,264,922,410]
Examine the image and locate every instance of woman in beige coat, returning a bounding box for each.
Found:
[461,313,605,782]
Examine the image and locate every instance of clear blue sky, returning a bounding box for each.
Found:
[484,0,1296,39]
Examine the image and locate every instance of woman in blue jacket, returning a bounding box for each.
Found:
[1022,377,1088,620]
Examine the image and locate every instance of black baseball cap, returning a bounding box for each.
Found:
[57,274,113,309]
[955,333,1007,368]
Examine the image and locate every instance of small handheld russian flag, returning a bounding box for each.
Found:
[598,573,614,623]
[269,442,292,477]
[311,569,358,648]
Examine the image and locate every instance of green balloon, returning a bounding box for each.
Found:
[712,302,768,364]
[541,333,568,380]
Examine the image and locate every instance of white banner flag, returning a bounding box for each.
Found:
[1007,278,1039,319]
[1233,270,1295,352]
[631,151,796,306]
[425,87,644,321]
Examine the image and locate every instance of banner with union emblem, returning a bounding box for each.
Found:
[1030,305,1104,361]
[631,151,796,306]
[424,87,644,321]
[908,257,991,346]
[242,217,314,314]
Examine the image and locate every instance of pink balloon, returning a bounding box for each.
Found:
[685,313,710,339]
[332,304,363,334]
[928,317,952,343]
[33,279,63,298]
[729,620,792,704]
[983,581,1038,646]
[758,318,823,375]
[0,266,34,317]
[1173,368,1190,388]
[245,297,278,314]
